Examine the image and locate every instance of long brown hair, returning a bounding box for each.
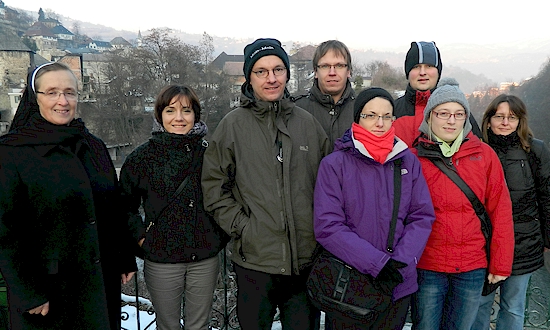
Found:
[481,94,533,152]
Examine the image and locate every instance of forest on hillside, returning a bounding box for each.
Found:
[466,58,550,144]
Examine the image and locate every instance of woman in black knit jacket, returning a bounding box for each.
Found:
[120,85,227,330]
[473,94,550,330]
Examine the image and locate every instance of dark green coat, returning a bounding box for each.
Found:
[202,91,331,275]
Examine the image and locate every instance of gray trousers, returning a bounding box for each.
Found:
[144,255,220,330]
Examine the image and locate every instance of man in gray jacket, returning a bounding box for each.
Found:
[202,38,330,330]
[294,40,356,147]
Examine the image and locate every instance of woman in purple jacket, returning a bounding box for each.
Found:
[314,87,436,329]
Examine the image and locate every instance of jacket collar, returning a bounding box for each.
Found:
[307,79,355,106]
[336,129,409,163]
[416,132,480,159]
[404,84,436,104]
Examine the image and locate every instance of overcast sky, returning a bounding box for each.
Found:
[12,0,549,52]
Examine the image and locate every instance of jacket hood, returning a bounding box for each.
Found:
[240,81,290,105]
[239,88,295,125]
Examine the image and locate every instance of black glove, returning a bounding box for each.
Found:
[377,258,407,285]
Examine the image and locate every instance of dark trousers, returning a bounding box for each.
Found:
[325,294,411,330]
[234,263,319,330]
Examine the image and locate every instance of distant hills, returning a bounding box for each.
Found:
[13,6,550,94]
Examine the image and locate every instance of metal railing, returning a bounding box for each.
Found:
[0,274,8,330]
[121,248,240,330]
[3,250,550,329]
[122,250,550,330]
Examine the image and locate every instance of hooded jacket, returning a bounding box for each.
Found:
[314,129,435,300]
[413,133,515,276]
[119,121,228,263]
[201,87,330,275]
[294,79,355,148]
[487,131,550,275]
[393,84,482,146]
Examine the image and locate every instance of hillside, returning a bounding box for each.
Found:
[9,5,550,94]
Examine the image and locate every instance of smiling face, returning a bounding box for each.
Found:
[249,55,287,102]
[161,95,195,134]
[429,102,467,143]
[314,50,351,103]
[408,63,439,91]
[489,102,519,136]
[35,70,78,125]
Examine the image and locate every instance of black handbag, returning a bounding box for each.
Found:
[306,159,402,322]
[429,158,506,296]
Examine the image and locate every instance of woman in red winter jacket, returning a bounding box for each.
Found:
[410,81,515,330]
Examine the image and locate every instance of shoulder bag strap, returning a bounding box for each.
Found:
[146,176,191,232]
[387,158,403,253]
[429,158,492,253]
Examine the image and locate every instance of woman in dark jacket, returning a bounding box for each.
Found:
[0,62,137,330]
[120,85,227,330]
[472,94,550,330]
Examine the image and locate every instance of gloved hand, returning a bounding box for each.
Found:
[376,258,407,285]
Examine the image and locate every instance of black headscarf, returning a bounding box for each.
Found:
[0,63,112,187]
[9,64,44,132]
[2,63,88,147]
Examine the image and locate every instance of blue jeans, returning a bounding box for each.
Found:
[411,268,485,330]
[472,272,532,330]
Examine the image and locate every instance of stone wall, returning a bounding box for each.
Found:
[0,51,31,119]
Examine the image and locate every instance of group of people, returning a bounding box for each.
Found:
[0,37,548,330]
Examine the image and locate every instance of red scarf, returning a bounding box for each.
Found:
[352,123,395,164]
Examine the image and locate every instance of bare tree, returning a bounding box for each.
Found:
[366,60,407,92]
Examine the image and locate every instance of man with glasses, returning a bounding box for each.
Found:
[294,40,355,147]
[202,38,330,330]
[393,41,481,147]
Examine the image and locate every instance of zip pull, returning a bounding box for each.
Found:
[146,221,154,232]
[189,199,194,207]
[521,159,525,168]
[277,140,283,163]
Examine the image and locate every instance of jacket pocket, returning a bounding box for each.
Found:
[513,215,544,261]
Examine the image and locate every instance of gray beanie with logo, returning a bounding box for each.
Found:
[418,79,472,138]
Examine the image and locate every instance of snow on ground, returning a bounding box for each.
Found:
[121,294,412,330]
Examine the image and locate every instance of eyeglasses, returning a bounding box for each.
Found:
[432,111,466,120]
[492,114,519,122]
[316,64,348,71]
[359,113,395,122]
[36,90,78,101]
[252,67,287,78]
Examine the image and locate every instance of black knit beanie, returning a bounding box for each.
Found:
[404,41,442,79]
[353,87,395,123]
[243,38,290,83]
